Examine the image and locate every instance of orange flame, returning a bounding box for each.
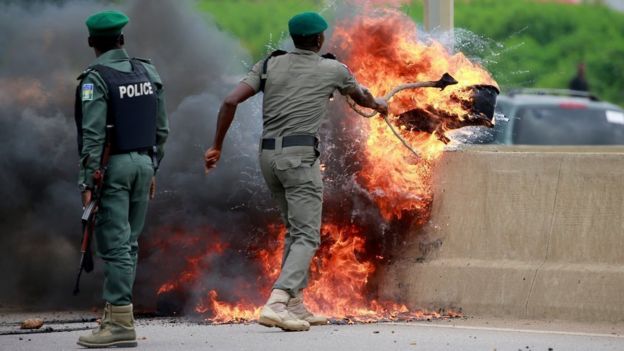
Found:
[196,290,262,323]
[156,233,227,297]
[332,9,497,220]
[305,224,374,315]
[152,8,494,324]
[177,224,450,323]
[0,78,51,108]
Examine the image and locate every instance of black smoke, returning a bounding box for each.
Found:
[0,0,275,310]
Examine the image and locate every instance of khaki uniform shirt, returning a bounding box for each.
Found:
[242,48,358,138]
[78,49,169,187]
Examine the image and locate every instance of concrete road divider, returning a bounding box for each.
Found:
[380,145,624,323]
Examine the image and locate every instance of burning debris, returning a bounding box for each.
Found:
[397,85,499,144]
[348,72,460,156]
[20,319,44,330]
[331,8,498,221]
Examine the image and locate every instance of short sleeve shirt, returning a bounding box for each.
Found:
[241,48,358,138]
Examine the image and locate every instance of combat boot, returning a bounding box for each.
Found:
[77,303,137,348]
[287,291,328,326]
[258,289,310,331]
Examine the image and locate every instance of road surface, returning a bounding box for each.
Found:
[1,312,622,351]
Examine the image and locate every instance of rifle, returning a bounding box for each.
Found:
[73,124,113,296]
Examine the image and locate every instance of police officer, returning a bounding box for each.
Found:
[75,10,168,348]
[204,12,387,331]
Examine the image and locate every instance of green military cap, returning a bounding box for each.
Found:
[288,12,328,36]
[86,10,129,37]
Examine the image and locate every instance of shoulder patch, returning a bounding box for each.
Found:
[82,83,94,101]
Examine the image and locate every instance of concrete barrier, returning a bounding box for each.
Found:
[380,146,624,322]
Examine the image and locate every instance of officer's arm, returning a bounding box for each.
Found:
[211,82,257,151]
[155,84,169,164]
[142,63,169,164]
[79,73,107,189]
[334,63,387,115]
[347,86,388,115]
[205,61,260,173]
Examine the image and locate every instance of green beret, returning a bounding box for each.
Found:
[288,12,328,36]
[86,10,129,37]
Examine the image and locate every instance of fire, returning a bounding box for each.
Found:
[331,9,497,220]
[150,8,496,324]
[155,224,444,323]
[196,290,261,323]
[0,78,51,109]
[152,226,282,322]
[155,229,227,298]
[304,224,374,315]
[304,224,441,322]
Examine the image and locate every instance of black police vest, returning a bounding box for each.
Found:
[75,59,157,154]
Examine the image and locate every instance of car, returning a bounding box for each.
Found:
[489,89,624,145]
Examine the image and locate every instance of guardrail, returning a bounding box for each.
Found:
[380,145,624,322]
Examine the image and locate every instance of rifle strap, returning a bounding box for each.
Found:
[149,145,159,173]
[259,50,287,92]
[257,51,337,96]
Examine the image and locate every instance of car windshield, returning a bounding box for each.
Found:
[512,106,624,145]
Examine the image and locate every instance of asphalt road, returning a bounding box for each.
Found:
[2,314,623,351]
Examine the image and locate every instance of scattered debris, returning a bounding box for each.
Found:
[446,310,463,318]
[1,317,97,336]
[20,319,43,330]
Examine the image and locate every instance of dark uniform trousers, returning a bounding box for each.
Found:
[95,152,154,305]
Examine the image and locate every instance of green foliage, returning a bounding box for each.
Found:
[196,0,624,105]
[196,0,321,59]
[404,0,624,105]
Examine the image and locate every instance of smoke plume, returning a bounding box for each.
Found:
[0,0,272,309]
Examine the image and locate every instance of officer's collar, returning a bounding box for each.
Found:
[292,48,319,56]
[92,48,130,65]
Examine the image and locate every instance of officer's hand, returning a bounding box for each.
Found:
[81,190,92,209]
[204,147,221,174]
[149,177,156,200]
[374,98,388,116]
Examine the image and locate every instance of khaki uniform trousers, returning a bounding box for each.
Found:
[259,141,323,296]
[95,152,154,305]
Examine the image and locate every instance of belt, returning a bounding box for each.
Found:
[111,148,152,155]
[261,135,318,150]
